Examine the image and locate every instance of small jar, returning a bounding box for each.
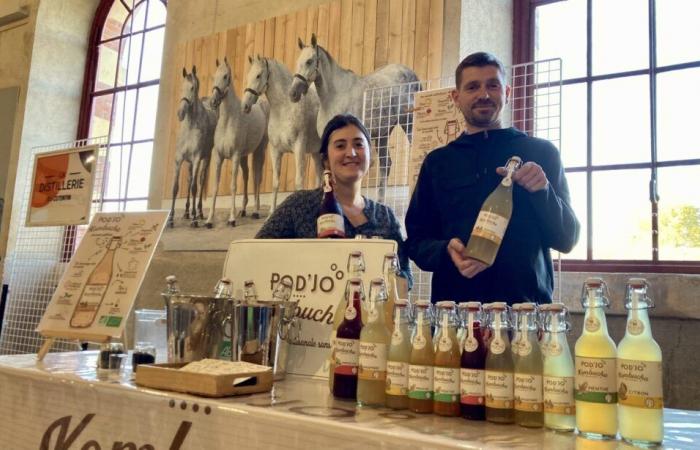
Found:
[132,342,156,372]
[98,342,126,370]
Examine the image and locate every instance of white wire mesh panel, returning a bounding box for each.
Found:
[0,137,109,355]
[361,59,563,302]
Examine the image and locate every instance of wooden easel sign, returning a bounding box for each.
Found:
[36,211,168,359]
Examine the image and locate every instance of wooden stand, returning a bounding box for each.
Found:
[36,329,125,362]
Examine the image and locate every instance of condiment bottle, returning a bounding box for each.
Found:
[357,278,391,406]
[460,301,486,420]
[408,299,434,413]
[317,169,345,238]
[332,278,363,399]
[485,302,515,424]
[433,301,461,416]
[513,302,544,428]
[385,298,411,409]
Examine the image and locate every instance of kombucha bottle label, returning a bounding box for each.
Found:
[472,211,508,245]
[344,305,357,321]
[574,357,617,403]
[412,335,426,350]
[485,370,514,409]
[514,373,543,412]
[358,342,387,381]
[333,338,359,375]
[617,359,663,409]
[490,336,505,355]
[386,361,408,395]
[438,336,452,353]
[317,214,345,238]
[408,364,433,400]
[391,329,404,346]
[627,318,645,335]
[433,367,460,402]
[460,368,485,405]
[584,316,600,332]
[463,336,478,353]
[543,376,575,415]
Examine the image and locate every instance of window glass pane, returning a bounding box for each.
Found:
[592,75,650,165]
[96,43,119,90]
[101,201,122,212]
[657,68,700,162]
[658,166,700,261]
[126,142,153,198]
[533,85,561,144]
[147,0,167,28]
[534,0,586,80]
[117,34,143,87]
[89,94,113,139]
[101,1,129,41]
[592,0,648,75]
[111,89,137,143]
[657,0,700,67]
[125,200,148,211]
[592,169,651,260]
[128,2,148,33]
[134,85,160,140]
[105,145,128,199]
[562,171,587,260]
[140,28,165,82]
[561,83,587,168]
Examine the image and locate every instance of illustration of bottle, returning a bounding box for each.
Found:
[70,237,121,328]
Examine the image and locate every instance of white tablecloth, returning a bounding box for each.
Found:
[0,351,697,449]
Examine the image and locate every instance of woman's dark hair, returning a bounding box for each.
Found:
[319,113,372,159]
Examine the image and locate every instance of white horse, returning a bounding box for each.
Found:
[170,65,217,228]
[206,57,269,228]
[242,55,323,212]
[289,34,419,202]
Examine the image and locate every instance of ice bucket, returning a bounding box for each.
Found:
[162,293,229,363]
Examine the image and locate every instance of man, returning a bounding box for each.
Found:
[405,52,579,303]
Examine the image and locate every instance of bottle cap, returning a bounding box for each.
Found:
[436,300,456,309]
[415,299,431,307]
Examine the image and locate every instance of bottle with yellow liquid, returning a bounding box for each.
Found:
[386,298,411,409]
[408,299,434,413]
[484,302,515,424]
[463,156,522,266]
[617,278,663,446]
[382,252,400,328]
[575,278,617,440]
[541,303,576,432]
[357,278,391,406]
[329,251,366,393]
[513,302,544,428]
[433,301,461,416]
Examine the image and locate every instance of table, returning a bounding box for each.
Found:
[0,351,697,449]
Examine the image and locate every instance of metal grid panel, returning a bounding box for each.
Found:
[0,137,109,355]
[361,59,563,302]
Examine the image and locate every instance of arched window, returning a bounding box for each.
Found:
[78,0,167,211]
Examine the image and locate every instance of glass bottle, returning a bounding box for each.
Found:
[463,156,522,266]
[357,278,391,406]
[617,278,663,446]
[164,275,180,295]
[329,251,366,392]
[317,169,345,238]
[433,301,461,416]
[460,301,487,420]
[540,302,576,432]
[409,299,434,413]
[511,303,524,366]
[70,236,122,328]
[513,302,544,428]
[485,302,515,424]
[382,252,400,328]
[456,302,470,349]
[214,278,233,359]
[333,278,363,399]
[385,298,411,409]
[575,278,618,440]
[243,279,258,302]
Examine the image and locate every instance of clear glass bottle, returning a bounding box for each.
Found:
[409,299,434,413]
[357,278,391,406]
[317,169,345,238]
[460,301,486,421]
[456,302,471,349]
[214,278,233,359]
[386,298,411,409]
[164,275,180,295]
[333,278,363,399]
[513,302,544,428]
[541,302,576,432]
[575,278,618,440]
[433,301,461,416]
[617,278,663,446]
[485,302,515,424]
[382,252,400,328]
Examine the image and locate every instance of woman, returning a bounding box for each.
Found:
[256,114,412,288]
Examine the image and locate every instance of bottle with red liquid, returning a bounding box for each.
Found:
[460,301,487,420]
[333,278,363,399]
[317,170,345,238]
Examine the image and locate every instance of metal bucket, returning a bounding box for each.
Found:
[162,293,230,363]
[231,299,299,380]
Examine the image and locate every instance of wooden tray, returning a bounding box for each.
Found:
[134,362,273,397]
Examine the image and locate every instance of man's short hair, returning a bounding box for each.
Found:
[455,52,506,87]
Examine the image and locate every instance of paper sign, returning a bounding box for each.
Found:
[37,211,169,340]
[223,239,396,378]
[26,145,98,227]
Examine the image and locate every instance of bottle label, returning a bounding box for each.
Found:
[434,367,460,403]
[460,368,485,405]
[574,357,617,404]
[516,339,532,357]
[412,334,426,350]
[627,318,645,335]
[585,316,600,332]
[344,305,357,321]
[386,361,408,396]
[367,307,379,323]
[463,336,478,353]
[617,359,663,409]
[391,329,403,346]
[545,340,563,357]
[543,376,575,415]
[490,336,505,355]
[317,214,344,238]
[358,342,387,381]
[471,211,508,245]
[408,364,433,400]
[485,370,514,409]
[438,336,453,353]
[514,373,543,412]
[333,338,359,375]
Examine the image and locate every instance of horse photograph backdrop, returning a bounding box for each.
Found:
[160,0,446,247]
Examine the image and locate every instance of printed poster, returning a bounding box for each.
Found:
[37,211,169,340]
[409,87,466,191]
[26,145,98,227]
